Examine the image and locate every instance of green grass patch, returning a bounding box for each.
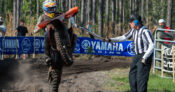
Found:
[106,69,175,92]
[111,77,130,91]
[148,74,175,92]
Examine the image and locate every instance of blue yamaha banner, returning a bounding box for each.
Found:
[33,37,45,54]
[74,37,135,56]
[17,37,34,54]
[0,37,135,56]
[3,37,18,54]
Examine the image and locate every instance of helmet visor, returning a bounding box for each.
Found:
[45,7,56,13]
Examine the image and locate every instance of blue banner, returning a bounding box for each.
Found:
[0,37,3,55]
[74,37,135,56]
[17,37,34,54]
[0,37,135,56]
[33,37,45,54]
[3,37,18,54]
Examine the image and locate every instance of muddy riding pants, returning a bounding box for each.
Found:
[44,31,51,57]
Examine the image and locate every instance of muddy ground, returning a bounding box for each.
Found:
[0,56,131,92]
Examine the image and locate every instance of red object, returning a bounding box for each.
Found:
[164,26,171,44]
[38,6,79,29]
[64,6,79,19]
[38,20,51,29]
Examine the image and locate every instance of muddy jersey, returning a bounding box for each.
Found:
[34,13,62,33]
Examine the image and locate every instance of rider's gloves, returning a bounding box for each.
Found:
[104,38,111,42]
[58,14,65,21]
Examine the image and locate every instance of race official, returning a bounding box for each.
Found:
[105,14,154,92]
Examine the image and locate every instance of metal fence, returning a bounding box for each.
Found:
[153,28,175,82]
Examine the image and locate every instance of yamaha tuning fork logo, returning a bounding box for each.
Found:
[35,39,41,49]
[127,42,135,55]
[21,38,32,53]
[81,40,91,49]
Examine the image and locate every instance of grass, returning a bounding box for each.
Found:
[105,68,130,92]
[148,74,175,92]
[105,68,175,92]
[111,77,130,91]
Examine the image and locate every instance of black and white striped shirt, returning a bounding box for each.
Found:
[110,26,154,59]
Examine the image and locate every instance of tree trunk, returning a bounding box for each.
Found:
[130,0,132,14]
[69,0,72,9]
[87,0,90,22]
[116,0,119,35]
[81,0,86,25]
[141,0,144,18]
[92,0,97,24]
[134,0,139,14]
[167,0,173,28]
[30,0,32,17]
[146,0,149,27]
[36,0,39,18]
[119,0,123,35]
[61,0,65,12]
[59,0,62,10]
[99,0,104,37]
[161,0,165,18]
[105,0,109,37]
[122,0,125,23]
[90,0,93,21]
[87,0,92,22]
[1,0,5,16]
[13,0,17,30]
[22,0,26,18]
[68,0,72,27]
[66,0,69,10]
[16,0,21,26]
[111,0,116,34]
[72,0,77,22]
[133,0,135,14]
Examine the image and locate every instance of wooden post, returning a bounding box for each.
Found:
[161,45,164,77]
[16,37,18,59]
[16,46,18,59]
[1,53,3,60]
[172,45,175,82]
[33,36,35,58]
[1,38,4,60]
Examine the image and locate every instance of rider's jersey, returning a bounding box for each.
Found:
[34,12,62,33]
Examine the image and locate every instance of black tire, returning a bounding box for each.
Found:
[54,29,73,66]
[49,68,62,92]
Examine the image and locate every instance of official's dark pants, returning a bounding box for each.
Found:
[129,53,152,92]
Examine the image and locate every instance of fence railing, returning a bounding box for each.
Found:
[153,28,175,82]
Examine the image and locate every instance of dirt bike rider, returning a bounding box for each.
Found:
[33,0,76,65]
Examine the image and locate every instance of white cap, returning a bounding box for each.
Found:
[158,19,165,23]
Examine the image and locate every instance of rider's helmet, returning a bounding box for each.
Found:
[43,0,57,18]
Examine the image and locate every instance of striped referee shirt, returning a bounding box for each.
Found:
[110,26,154,59]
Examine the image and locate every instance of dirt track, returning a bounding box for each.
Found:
[0,56,131,92]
